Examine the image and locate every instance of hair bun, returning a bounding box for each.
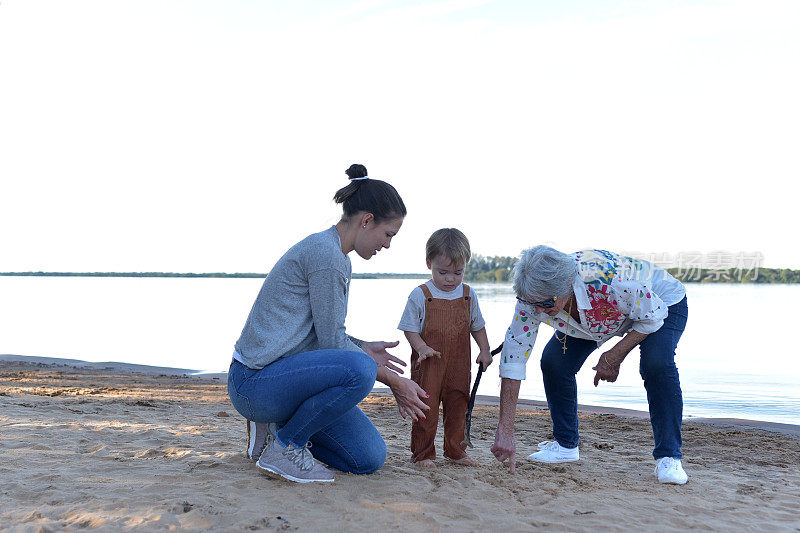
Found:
[345,164,368,180]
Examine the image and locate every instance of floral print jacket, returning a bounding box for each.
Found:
[498,250,685,381]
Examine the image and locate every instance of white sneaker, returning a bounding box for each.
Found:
[527,440,579,463]
[654,457,688,484]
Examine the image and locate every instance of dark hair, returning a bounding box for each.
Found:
[333,164,407,223]
[426,228,471,266]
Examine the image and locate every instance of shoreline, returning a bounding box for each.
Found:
[4,353,798,438]
[3,271,800,284]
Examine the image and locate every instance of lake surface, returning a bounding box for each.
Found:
[1,277,798,424]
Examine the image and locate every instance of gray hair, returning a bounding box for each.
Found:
[513,245,577,302]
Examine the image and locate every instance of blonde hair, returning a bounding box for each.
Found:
[425,228,471,267]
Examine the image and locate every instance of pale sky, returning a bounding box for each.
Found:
[1,0,797,274]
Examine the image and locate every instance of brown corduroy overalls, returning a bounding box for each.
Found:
[410,283,472,462]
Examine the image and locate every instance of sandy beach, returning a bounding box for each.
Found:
[1,356,799,532]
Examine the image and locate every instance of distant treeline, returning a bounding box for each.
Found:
[0,271,427,279]
[461,255,800,284]
[0,271,267,278]
[464,255,516,282]
[665,267,800,284]
[3,264,799,283]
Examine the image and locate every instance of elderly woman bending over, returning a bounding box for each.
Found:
[490,247,689,484]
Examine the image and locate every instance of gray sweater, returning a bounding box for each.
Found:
[234,226,362,369]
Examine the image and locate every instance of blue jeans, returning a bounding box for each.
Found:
[227,349,386,474]
[540,296,688,459]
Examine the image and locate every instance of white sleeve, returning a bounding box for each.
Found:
[469,288,486,331]
[498,300,540,381]
[398,287,425,333]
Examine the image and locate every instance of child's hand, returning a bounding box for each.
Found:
[476,350,492,371]
[417,345,441,363]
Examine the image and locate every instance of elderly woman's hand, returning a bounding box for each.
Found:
[491,425,517,473]
[388,376,430,421]
[592,349,624,386]
[363,340,407,374]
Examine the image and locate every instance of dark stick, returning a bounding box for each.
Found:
[461,343,504,448]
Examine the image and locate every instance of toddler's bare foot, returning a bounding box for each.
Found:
[414,459,436,468]
[451,455,480,467]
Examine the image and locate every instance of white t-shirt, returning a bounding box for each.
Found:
[397,280,486,334]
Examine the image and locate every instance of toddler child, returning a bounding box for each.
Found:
[398,228,492,467]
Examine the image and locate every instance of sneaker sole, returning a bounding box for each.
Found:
[527,454,580,463]
[256,462,334,484]
[657,476,688,485]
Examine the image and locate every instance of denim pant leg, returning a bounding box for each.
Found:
[227,349,379,453]
[638,296,688,460]
[308,405,387,474]
[540,333,598,448]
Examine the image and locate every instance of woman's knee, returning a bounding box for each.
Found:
[342,350,378,395]
[355,437,387,474]
[639,351,678,380]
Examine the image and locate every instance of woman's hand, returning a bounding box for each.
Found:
[363,340,407,374]
[388,375,430,421]
[592,349,624,386]
[592,331,645,386]
[491,425,517,473]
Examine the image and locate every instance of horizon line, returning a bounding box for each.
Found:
[0,271,431,278]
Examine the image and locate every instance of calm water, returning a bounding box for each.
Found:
[1,277,798,425]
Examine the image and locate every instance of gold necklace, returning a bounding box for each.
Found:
[561,296,573,355]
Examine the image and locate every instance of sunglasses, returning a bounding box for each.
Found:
[517,296,557,309]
